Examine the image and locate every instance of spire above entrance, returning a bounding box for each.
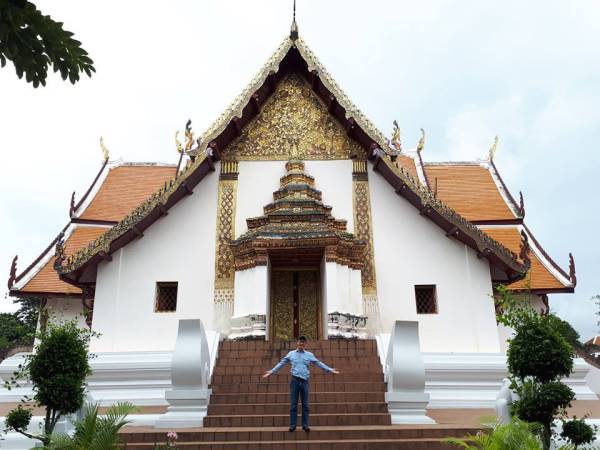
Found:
[230,160,365,271]
[290,0,299,41]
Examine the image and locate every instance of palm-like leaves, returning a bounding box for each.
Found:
[445,419,542,450]
[48,402,137,450]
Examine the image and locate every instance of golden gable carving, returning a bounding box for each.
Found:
[226,73,362,160]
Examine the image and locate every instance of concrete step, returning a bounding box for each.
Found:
[203,413,392,427]
[211,381,386,394]
[121,438,456,449]
[212,364,377,375]
[211,373,384,384]
[219,340,378,351]
[207,402,389,415]
[214,357,381,366]
[209,392,386,404]
[120,426,477,444]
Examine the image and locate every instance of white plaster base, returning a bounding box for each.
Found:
[386,392,436,424]
[154,388,210,428]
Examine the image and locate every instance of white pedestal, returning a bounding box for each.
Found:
[155,388,211,428]
[386,391,435,424]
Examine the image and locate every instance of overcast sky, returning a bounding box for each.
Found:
[1,1,598,339]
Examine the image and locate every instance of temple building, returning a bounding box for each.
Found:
[1,23,593,448]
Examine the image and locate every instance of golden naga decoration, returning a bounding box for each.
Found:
[175,131,184,154]
[175,120,196,154]
[488,135,499,160]
[99,136,109,162]
[416,128,425,153]
[184,119,194,151]
[390,120,402,153]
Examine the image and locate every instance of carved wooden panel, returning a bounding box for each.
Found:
[226,73,362,160]
[353,179,377,295]
[271,270,294,341]
[214,179,237,290]
[298,270,319,340]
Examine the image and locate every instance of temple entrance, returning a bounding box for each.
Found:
[270,268,321,341]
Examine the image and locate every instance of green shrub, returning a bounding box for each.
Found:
[561,417,595,449]
[508,316,573,383]
[512,380,575,426]
[4,320,95,445]
[445,418,542,450]
[5,405,33,433]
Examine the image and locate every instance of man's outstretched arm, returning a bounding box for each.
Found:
[310,354,340,374]
[262,352,291,378]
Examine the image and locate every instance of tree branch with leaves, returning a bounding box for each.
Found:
[0,0,95,87]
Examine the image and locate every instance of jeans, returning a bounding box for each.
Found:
[290,376,309,428]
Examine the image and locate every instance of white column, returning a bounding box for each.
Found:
[230,266,268,339]
[325,261,367,338]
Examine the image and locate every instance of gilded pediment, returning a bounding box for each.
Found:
[225,73,362,160]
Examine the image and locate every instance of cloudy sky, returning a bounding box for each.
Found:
[1,1,598,338]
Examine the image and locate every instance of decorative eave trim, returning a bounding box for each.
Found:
[57,154,216,282]
[8,290,81,299]
[372,155,529,281]
[479,223,574,290]
[488,159,521,219]
[195,35,397,158]
[10,222,72,291]
[522,224,574,287]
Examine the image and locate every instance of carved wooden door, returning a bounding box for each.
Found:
[271,269,320,341]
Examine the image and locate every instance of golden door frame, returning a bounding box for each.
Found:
[269,266,323,341]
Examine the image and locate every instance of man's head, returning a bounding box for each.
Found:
[297,335,307,350]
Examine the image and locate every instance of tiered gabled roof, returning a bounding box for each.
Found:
[51,32,529,288]
[8,163,177,298]
[415,157,574,293]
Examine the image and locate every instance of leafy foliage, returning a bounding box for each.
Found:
[0,296,40,357]
[561,417,596,449]
[49,402,137,450]
[512,380,574,426]
[445,418,542,450]
[495,286,579,450]
[0,0,95,87]
[4,320,96,445]
[5,404,32,433]
[507,314,574,383]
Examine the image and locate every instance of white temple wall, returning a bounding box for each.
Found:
[235,160,354,237]
[91,165,220,353]
[44,296,87,329]
[233,265,269,318]
[369,170,500,353]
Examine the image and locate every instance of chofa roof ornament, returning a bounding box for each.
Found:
[416,128,425,153]
[100,136,110,163]
[488,135,499,161]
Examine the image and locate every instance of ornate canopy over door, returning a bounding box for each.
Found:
[230,160,365,340]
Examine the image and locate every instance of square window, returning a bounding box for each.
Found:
[155,282,178,312]
[415,285,437,314]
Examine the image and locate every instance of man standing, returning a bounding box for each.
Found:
[262,336,340,432]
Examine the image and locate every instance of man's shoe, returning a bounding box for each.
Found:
[289,426,296,432]
[302,426,311,432]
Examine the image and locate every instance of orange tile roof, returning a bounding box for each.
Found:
[79,165,177,221]
[20,226,108,295]
[481,227,568,290]
[16,164,178,296]
[424,164,516,221]
[395,155,419,182]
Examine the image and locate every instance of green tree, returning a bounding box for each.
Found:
[0,296,41,358]
[0,0,95,87]
[4,320,95,446]
[561,417,595,449]
[496,287,577,450]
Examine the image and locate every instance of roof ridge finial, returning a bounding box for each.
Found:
[100,136,110,162]
[488,135,499,161]
[290,0,299,41]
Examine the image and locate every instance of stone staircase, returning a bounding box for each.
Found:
[120,339,475,449]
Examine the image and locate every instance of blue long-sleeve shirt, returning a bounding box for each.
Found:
[269,349,332,380]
